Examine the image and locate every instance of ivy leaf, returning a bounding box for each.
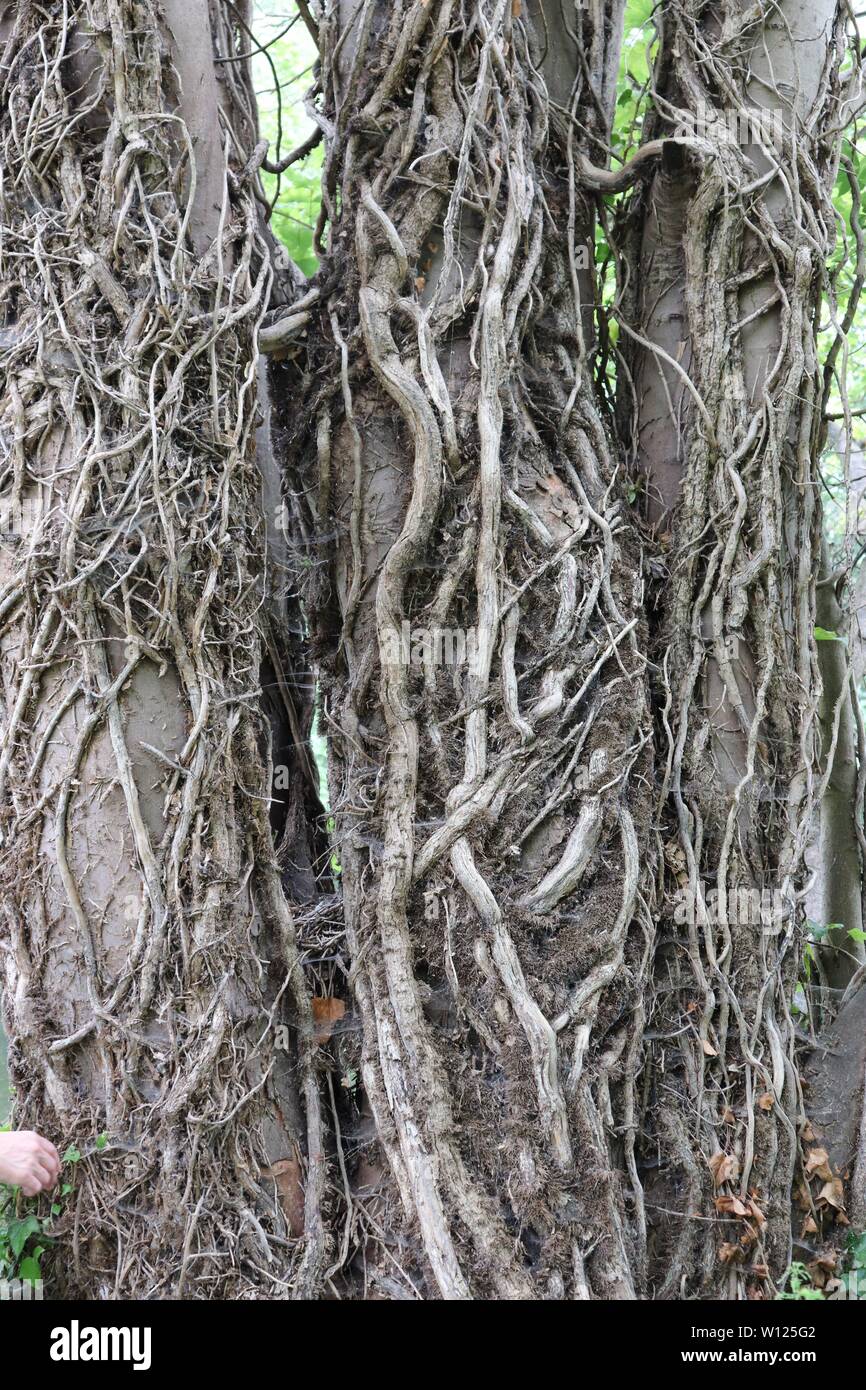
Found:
[9,1214,40,1260]
[18,1255,42,1283]
[807,919,831,940]
[814,626,847,643]
[847,1231,866,1267]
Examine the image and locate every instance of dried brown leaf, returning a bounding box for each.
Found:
[718,1242,743,1265]
[715,1195,749,1217]
[709,1151,740,1187]
[805,1147,832,1181]
[817,1177,845,1212]
[312,995,346,1044]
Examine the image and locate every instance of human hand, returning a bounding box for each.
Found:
[0,1130,61,1196]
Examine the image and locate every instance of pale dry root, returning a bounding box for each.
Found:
[0,0,329,1298]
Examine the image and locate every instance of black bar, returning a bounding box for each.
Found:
[1,1293,859,1378]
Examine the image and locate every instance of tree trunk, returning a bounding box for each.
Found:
[278,0,660,1299]
[625,0,855,1295]
[0,0,326,1298]
[812,539,864,993]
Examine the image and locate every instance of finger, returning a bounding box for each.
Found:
[20,1177,40,1197]
[38,1156,58,1188]
[36,1140,61,1176]
[29,1157,55,1191]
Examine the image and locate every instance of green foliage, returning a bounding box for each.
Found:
[250,7,333,855]
[261,161,322,277]
[0,1130,101,1287]
[849,1230,866,1265]
[776,1234,866,1301]
[0,1176,53,1285]
[611,0,658,161]
[595,0,660,390]
[793,920,847,1016]
[252,4,321,274]
[776,1261,826,1300]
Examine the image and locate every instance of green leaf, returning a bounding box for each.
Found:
[848,928,866,942]
[847,1231,866,1267]
[18,1255,42,1283]
[62,1145,81,1164]
[95,1132,108,1151]
[807,919,831,940]
[814,626,847,643]
[9,1214,39,1260]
